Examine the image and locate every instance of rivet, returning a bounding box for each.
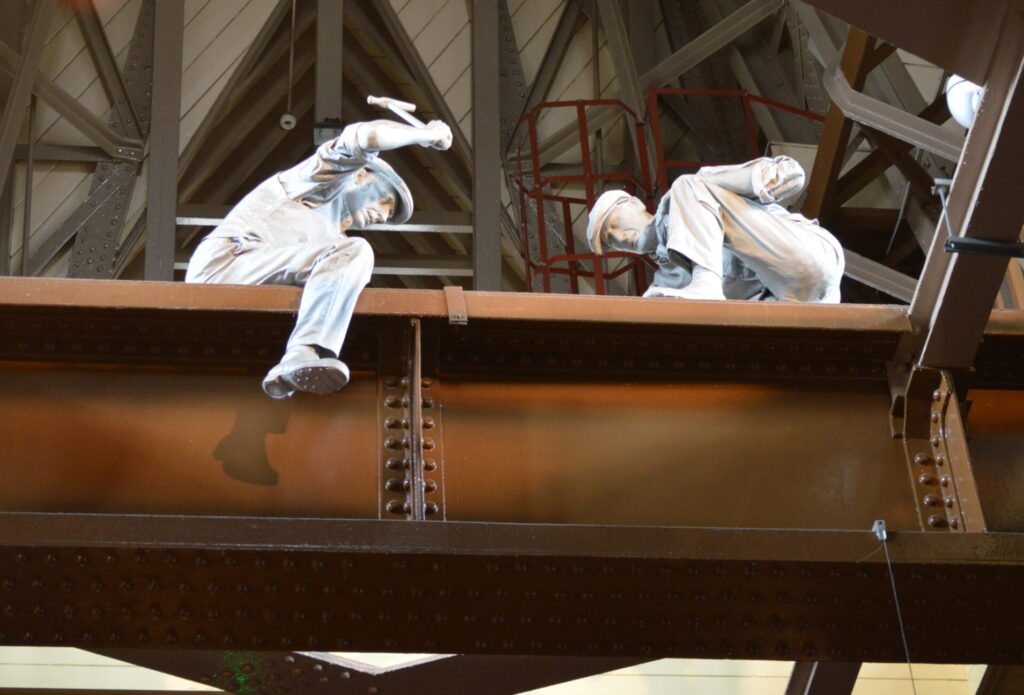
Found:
[935,453,945,465]
[927,514,948,528]
[932,389,943,401]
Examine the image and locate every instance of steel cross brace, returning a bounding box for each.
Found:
[26,0,155,278]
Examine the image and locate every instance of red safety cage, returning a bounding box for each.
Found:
[512,99,656,295]
[512,90,825,296]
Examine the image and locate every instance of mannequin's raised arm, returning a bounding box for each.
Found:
[352,119,453,153]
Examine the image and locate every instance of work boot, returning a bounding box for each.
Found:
[262,346,350,399]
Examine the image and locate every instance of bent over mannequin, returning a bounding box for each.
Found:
[587,156,844,302]
[186,118,452,398]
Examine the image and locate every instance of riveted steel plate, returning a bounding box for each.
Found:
[1,516,1024,663]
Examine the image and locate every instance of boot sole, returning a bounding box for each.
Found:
[283,363,350,395]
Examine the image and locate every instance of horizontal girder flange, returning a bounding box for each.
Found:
[1,514,1024,663]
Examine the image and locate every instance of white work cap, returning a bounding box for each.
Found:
[366,158,414,224]
[586,190,633,255]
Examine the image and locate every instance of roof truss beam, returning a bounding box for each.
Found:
[0,0,57,192]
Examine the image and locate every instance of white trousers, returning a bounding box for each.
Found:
[186,234,374,356]
[665,175,844,303]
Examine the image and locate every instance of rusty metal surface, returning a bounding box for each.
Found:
[2,514,1024,661]
[0,279,914,384]
[898,369,987,532]
[962,389,1024,533]
[440,379,918,530]
[0,370,380,517]
[0,278,909,331]
[802,0,1009,84]
[377,318,443,520]
[0,367,914,530]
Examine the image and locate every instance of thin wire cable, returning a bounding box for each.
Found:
[880,536,919,695]
[286,0,297,113]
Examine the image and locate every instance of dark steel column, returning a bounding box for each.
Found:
[314,0,343,144]
[0,0,56,192]
[471,0,501,290]
[144,0,183,281]
[802,28,874,221]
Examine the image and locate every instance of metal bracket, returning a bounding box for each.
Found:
[896,366,986,532]
[443,285,469,325]
[378,318,443,520]
[872,519,887,542]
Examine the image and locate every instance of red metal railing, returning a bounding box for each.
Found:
[646,88,826,193]
[513,99,655,295]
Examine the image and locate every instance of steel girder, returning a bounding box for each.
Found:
[802,0,1011,85]
[0,0,56,194]
[143,0,183,281]
[2,514,1024,662]
[1,279,1024,666]
[907,29,1024,370]
[471,0,502,290]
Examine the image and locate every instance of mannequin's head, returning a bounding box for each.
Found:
[343,173,398,228]
[343,160,413,228]
[587,190,654,254]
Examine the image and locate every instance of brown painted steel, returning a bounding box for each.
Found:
[961,389,1024,533]
[802,0,1010,84]
[0,278,909,330]
[2,515,1024,662]
[0,369,380,517]
[898,368,988,532]
[439,379,916,529]
[0,279,1023,663]
[802,28,875,221]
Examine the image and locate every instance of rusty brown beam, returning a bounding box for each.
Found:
[801,0,1009,84]
[2,514,1024,661]
[803,28,876,221]
[0,277,909,331]
[861,126,936,195]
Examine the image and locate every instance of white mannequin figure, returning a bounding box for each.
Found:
[587,157,844,303]
[186,118,453,398]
